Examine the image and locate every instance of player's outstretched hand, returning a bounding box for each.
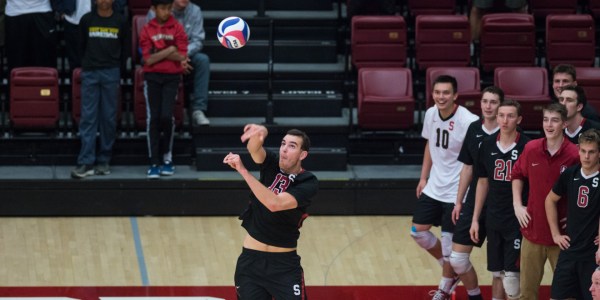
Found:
[241,124,267,143]
[552,234,570,250]
[514,205,531,228]
[469,221,479,244]
[223,152,246,173]
[451,203,462,225]
[416,179,427,198]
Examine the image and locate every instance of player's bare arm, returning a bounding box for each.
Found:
[512,179,531,228]
[470,177,488,243]
[241,124,267,164]
[545,190,570,250]
[223,152,298,212]
[453,164,473,224]
[417,141,432,198]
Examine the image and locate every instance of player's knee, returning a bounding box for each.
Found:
[491,271,503,279]
[503,271,520,299]
[449,251,472,275]
[441,231,453,261]
[410,227,437,250]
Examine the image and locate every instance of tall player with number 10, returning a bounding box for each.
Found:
[411,75,478,300]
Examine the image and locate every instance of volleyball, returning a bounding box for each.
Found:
[217,17,250,49]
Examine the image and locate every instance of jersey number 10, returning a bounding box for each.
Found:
[435,128,449,149]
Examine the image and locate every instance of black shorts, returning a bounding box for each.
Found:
[551,252,596,300]
[235,248,307,300]
[452,202,487,247]
[412,193,455,233]
[486,225,521,272]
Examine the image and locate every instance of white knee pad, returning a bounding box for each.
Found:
[503,271,520,299]
[441,231,453,261]
[449,251,472,275]
[410,228,437,250]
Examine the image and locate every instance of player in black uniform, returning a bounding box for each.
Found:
[223,124,319,300]
[545,129,600,300]
[450,86,503,300]
[559,85,600,144]
[470,99,530,300]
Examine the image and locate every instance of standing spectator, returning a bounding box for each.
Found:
[552,64,600,122]
[147,0,210,126]
[511,103,580,300]
[591,267,600,300]
[545,129,600,300]
[63,0,91,70]
[558,85,600,144]
[450,86,502,300]
[470,100,530,300]
[5,0,58,71]
[411,75,478,300]
[70,0,128,178]
[139,0,188,178]
[469,0,528,42]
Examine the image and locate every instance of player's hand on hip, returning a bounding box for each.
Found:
[469,221,479,244]
[451,203,462,225]
[514,205,531,228]
[416,179,426,198]
[241,124,267,143]
[552,234,570,250]
[223,152,246,172]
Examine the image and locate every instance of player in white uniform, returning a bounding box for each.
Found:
[412,75,478,300]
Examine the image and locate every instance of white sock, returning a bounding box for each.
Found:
[439,276,455,293]
[467,287,481,296]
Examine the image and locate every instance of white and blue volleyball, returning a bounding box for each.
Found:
[217,17,250,49]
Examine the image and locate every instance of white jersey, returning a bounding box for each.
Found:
[6,0,51,16]
[422,105,478,203]
[65,0,92,25]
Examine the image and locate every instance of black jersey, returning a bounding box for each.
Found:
[458,119,499,208]
[240,150,319,248]
[552,165,600,260]
[564,118,600,144]
[478,132,531,229]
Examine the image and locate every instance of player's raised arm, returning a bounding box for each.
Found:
[241,124,267,164]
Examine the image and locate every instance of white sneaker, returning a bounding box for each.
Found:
[193,110,210,126]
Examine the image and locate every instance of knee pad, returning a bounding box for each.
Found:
[449,251,472,275]
[503,271,520,299]
[491,271,503,279]
[441,231,453,261]
[410,227,437,250]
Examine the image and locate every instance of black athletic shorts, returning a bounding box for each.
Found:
[551,252,596,300]
[452,202,487,247]
[412,193,455,233]
[486,225,521,272]
[235,247,307,300]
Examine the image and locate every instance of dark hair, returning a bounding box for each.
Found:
[578,129,600,149]
[498,99,521,116]
[151,0,173,6]
[553,64,577,81]
[544,102,568,121]
[286,129,311,151]
[560,84,587,109]
[432,75,458,94]
[481,85,505,103]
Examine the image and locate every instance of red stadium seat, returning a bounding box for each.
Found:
[575,67,600,112]
[133,67,185,130]
[529,0,577,19]
[357,68,414,130]
[480,13,536,72]
[351,16,407,69]
[494,67,551,130]
[10,67,59,129]
[546,14,595,69]
[132,14,148,66]
[128,0,150,16]
[71,68,122,126]
[425,67,481,113]
[407,0,456,16]
[415,15,471,70]
[589,0,600,18]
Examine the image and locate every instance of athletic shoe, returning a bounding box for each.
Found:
[160,161,175,176]
[193,110,210,126]
[429,289,450,300]
[94,163,111,175]
[71,164,95,179]
[147,165,160,179]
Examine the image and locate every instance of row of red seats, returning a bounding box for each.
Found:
[357,66,600,131]
[9,67,184,131]
[351,13,595,71]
